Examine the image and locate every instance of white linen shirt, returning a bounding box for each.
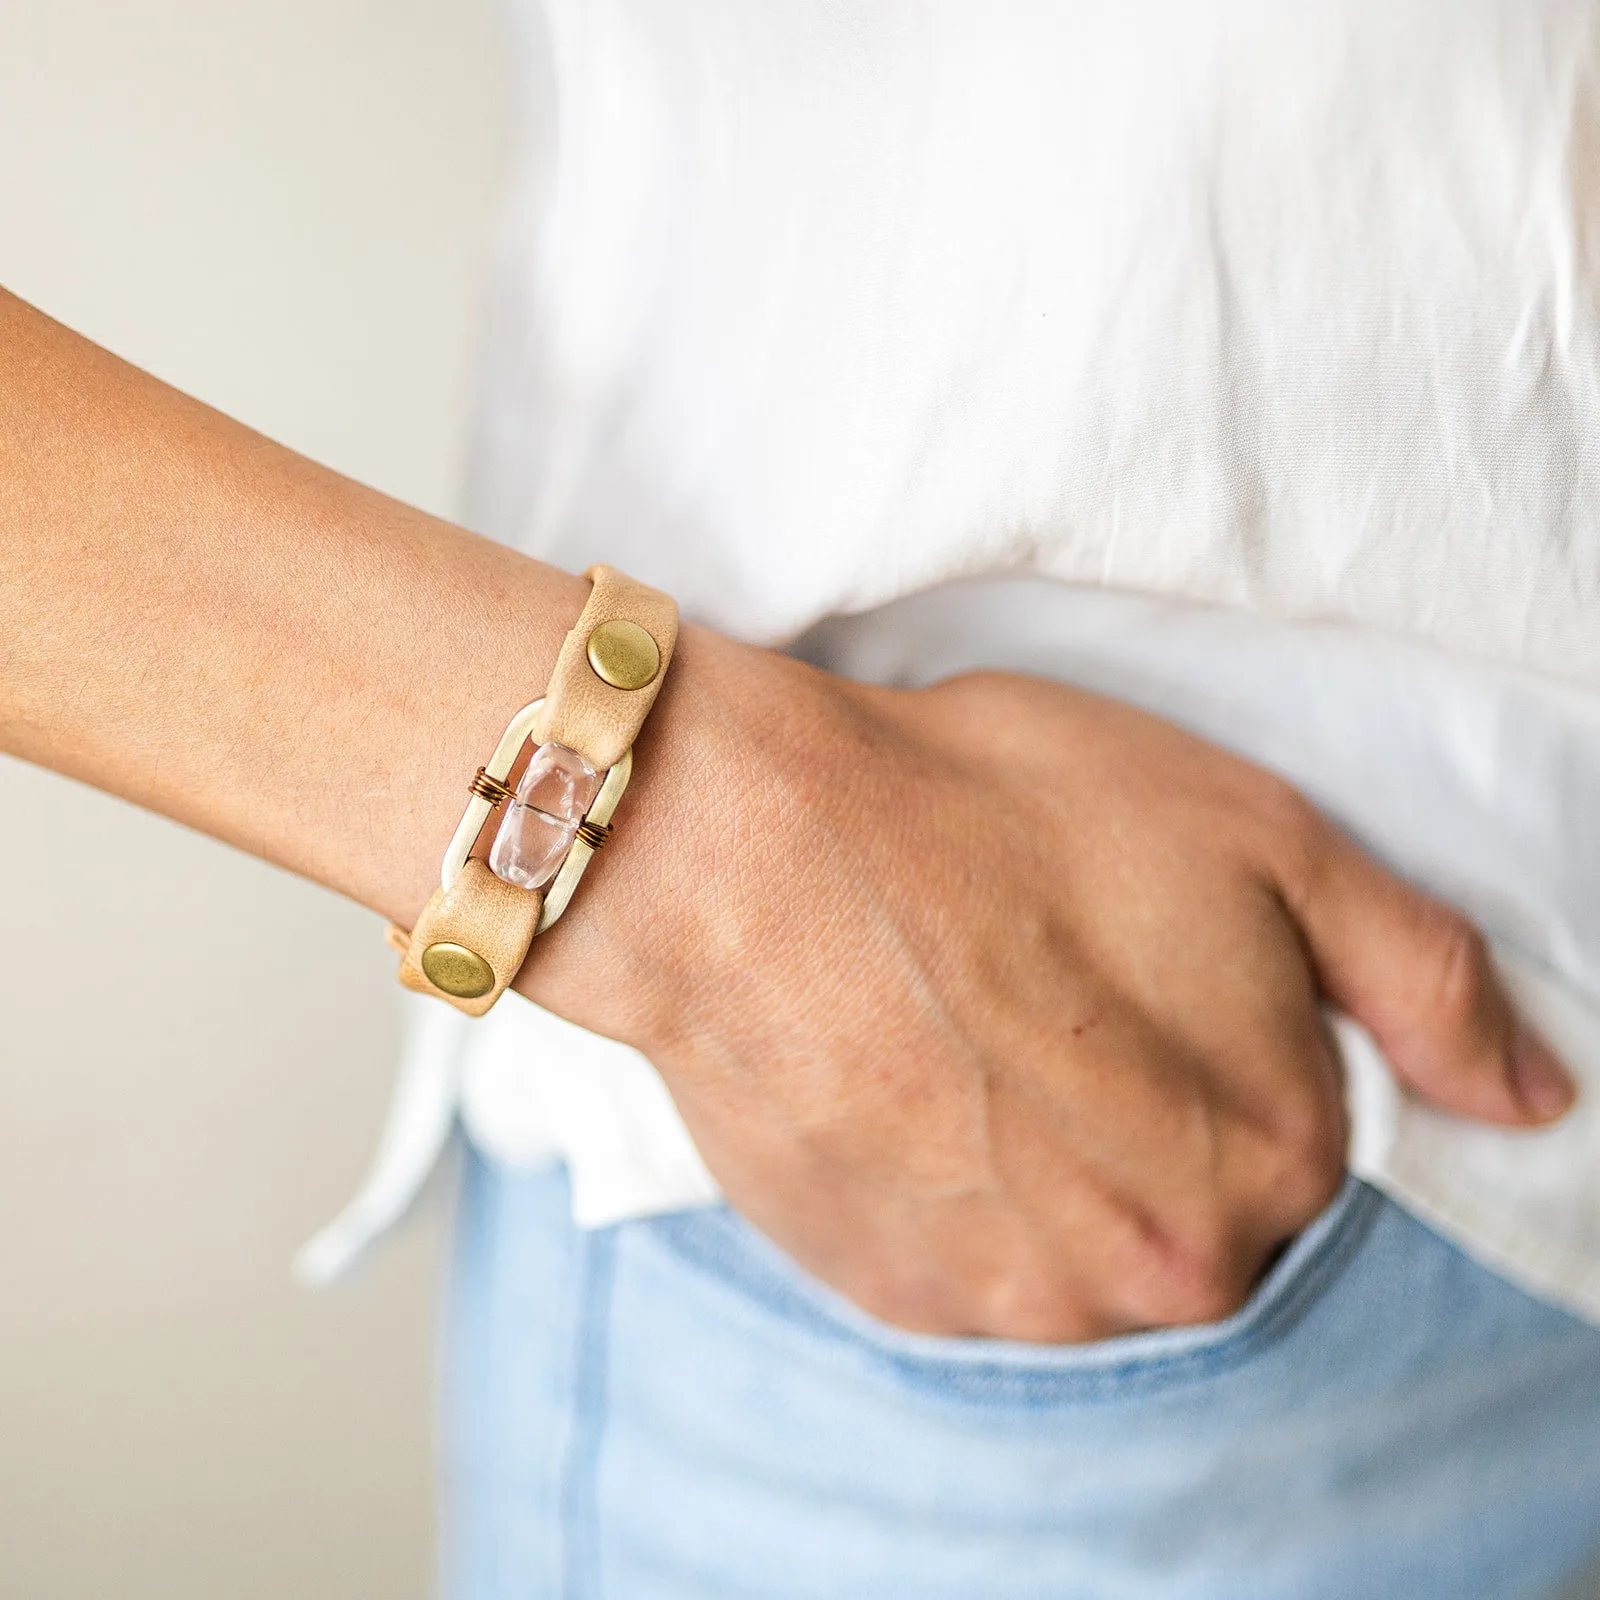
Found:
[304,0,1600,1326]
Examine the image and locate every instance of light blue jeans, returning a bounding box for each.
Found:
[443,1149,1600,1599]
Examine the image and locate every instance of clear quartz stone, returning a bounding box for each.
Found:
[488,741,601,891]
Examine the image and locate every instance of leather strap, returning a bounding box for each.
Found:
[393,860,545,1016]
[533,564,679,769]
[391,565,678,1013]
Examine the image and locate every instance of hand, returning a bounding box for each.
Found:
[521,630,1576,1342]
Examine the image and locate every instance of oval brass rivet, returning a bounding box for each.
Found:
[586,618,661,691]
[420,941,495,999]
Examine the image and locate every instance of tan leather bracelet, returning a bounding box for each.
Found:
[387,565,678,1015]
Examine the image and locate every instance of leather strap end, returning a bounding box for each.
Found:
[536,564,680,770]
[395,860,544,1017]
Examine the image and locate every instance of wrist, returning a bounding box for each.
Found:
[510,621,846,1051]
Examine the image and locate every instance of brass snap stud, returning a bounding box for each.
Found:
[586,618,661,690]
[420,941,495,1000]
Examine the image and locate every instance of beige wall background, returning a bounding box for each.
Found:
[0,3,507,1594]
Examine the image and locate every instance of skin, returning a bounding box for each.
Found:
[0,288,1576,1340]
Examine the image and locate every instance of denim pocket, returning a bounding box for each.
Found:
[646,1174,1382,1405]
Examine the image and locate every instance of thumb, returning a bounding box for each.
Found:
[1282,824,1575,1127]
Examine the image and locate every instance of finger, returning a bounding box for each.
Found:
[989,1048,1299,1333]
[1281,823,1575,1126]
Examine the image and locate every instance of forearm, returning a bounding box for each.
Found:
[0,287,614,929]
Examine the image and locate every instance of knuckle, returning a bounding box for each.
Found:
[1263,1089,1347,1216]
[1257,772,1320,835]
[928,669,1011,713]
[1133,1221,1254,1327]
[1250,775,1327,881]
[1148,1272,1250,1328]
[977,1266,1081,1342]
[1273,1137,1346,1225]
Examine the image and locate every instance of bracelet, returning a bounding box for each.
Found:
[386,564,679,1015]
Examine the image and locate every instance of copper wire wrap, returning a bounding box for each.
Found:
[576,818,612,850]
[469,767,516,807]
